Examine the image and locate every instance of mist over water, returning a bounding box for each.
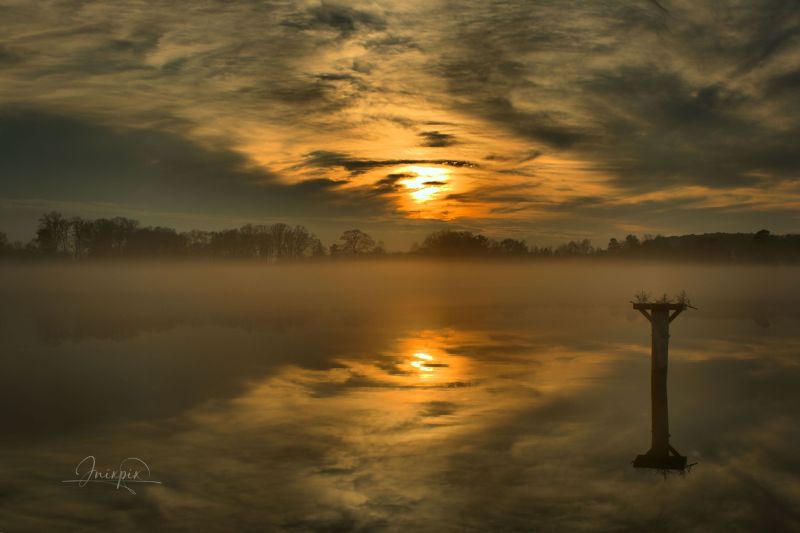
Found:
[1,261,799,531]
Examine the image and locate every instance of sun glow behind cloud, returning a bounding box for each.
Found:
[400,166,451,203]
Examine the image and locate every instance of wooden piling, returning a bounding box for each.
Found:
[632,302,688,470]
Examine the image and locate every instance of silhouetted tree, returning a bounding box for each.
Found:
[35,211,71,256]
[624,234,640,251]
[284,225,315,259]
[0,231,9,256]
[183,229,213,257]
[337,229,377,256]
[69,216,94,259]
[419,230,491,256]
[0,232,34,258]
[250,225,272,260]
[210,228,243,258]
[310,238,326,258]
[127,227,187,257]
[556,238,593,256]
[87,217,138,257]
[530,245,553,257]
[497,238,529,256]
[270,223,291,260]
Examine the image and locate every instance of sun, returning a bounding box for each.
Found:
[399,166,450,203]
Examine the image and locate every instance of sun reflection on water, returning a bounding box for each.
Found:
[399,333,463,382]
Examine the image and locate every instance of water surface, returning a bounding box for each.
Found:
[1,261,799,531]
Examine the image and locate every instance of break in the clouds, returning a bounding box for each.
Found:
[0,0,798,246]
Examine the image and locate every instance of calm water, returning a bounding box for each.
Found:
[1,261,799,532]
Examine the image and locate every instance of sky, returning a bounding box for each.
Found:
[1,0,799,249]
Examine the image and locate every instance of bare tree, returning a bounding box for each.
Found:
[285,225,313,259]
[338,229,376,256]
[310,238,326,258]
[70,216,94,259]
[35,211,71,256]
[183,229,212,257]
[269,223,289,262]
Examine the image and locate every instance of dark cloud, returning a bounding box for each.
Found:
[470,97,588,149]
[420,401,457,417]
[547,195,606,211]
[764,68,800,98]
[369,172,413,195]
[315,72,359,82]
[302,150,478,175]
[732,0,800,75]
[282,2,386,38]
[291,177,349,191]
[0,44,22,65]
[240,71,369,113]
[497,168,537,177]
[578,66,800,189]
[519,150,543,163]
[441,56,588,148]
[25,27,161,77]
[0,109,391,220]
[647,0,669,15]
[419,130,458,147]
[303,371,472,398]
[364,34,421,53]
[377,172,414,185]
[444,182,541,206]
[446,192,533,204]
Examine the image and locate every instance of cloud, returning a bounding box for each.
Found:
[731,0,800,74]
[419,401,457,417]
[444,182,541,206]
[0,109,393,224]
[457,96,588,149]
[302,150,478,175]
[577,66,800,189]
[429,0,800,193]
[369,172,413,195]
[648,0,669,15]
[0,44,22,65]
[281,2,386,38]
[419,130,458,147]
[376,172,414,185]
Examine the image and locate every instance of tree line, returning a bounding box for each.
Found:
[411,229,800,261]
[0,212,385,261]
[0,211,798,262]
